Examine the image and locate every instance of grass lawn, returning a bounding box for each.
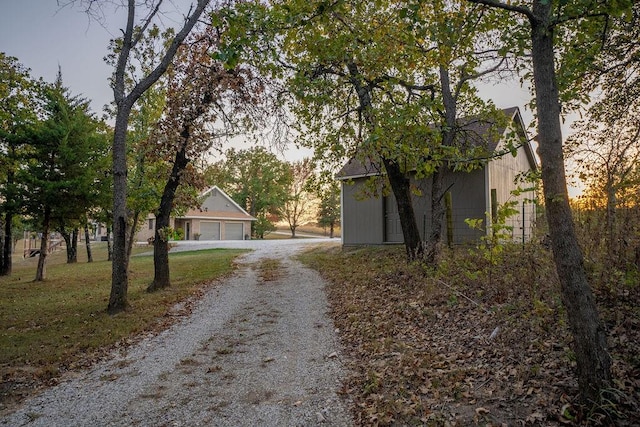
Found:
[0,242,247,409]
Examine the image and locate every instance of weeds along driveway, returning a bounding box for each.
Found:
[2,238,352,427]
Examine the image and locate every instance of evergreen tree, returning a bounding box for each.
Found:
[0,53,41,275]
[20,71,109,279]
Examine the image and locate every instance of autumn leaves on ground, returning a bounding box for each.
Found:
[300,244,640,426]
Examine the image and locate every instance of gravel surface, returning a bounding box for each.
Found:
[2,238,353,427]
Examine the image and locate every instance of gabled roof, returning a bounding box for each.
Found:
[506,107,539,170]
[177,185,257,221]
[336,106,537,180]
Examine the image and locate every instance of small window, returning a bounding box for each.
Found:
[149,219,154,230]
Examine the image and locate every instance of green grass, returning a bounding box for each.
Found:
[0,242,247,380]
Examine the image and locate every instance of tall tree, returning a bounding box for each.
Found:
[403,0,515,262]
[84,0,212,313]
[316,180,340,238]
[148,25,264,291]
[0,53,40,276]
[567,107,640,263]
[53,118,110,264]
[470,0,631,406]
[282,158,314,238]
[216,0,424,256]
[211,147,292,238]
[218,0,513,260]
[566,1,640,265]
[21,72,106,280]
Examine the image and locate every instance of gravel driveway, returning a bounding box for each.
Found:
[2,238,353,427]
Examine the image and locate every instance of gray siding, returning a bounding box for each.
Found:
[201,188,240,213]
[338,109,538,246]
[341,181,384,245]
[383,170,486,245]
[342,169,488,246]
[446,168,487,244]
[487,134,537,242]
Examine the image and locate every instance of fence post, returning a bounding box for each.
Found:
[522,200,526,248]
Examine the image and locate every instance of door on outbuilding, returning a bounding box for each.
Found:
[384,196,403,243]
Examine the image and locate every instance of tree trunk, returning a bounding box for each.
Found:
[1,210,12,276]
[149,142,190,291]
[150,218,171,291]
[126,210,140,263]
[61,230,74,263]
[346,61,423,261]
[107,0,211,314]
[106,225,113,262]
[605,180,617,261]
[84,226,93,263]
[425,169,446,263]
[329,222,334,239]
[530,6,611,404]
[425,66,457,264]
[1,165,16,276]
[35,208,51,281]
[383,158,424,260]
[109,104,132,314]
[61,228,78,264]
[71,228,78,263]
[0,223,4,275]
[0,219,4,275]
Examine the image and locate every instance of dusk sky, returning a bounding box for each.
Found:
[1,2,535,116]
[2,0,587,185]
[1,1,123,115]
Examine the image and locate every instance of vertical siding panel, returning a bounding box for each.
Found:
[342,181,384,245]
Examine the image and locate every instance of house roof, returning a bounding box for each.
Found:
[176,185,257,221]
[336,106,537,180]
[179,210,256,221]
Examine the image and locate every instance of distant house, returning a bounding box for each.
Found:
[336,107,538,246]
[136,186,256,242]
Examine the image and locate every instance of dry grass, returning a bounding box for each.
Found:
[273,222,342,238]
[295,222,341,237]
[299,244,640,426]
[0,242,247,411]
[257,258,283,282]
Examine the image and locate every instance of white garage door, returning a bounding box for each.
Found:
[199,221,220,240]
[225,223,244,240]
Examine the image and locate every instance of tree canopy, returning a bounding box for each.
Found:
[0,53,42,275]
[209,146,292,238]
[18,72,109,280]
[216,0,518,260]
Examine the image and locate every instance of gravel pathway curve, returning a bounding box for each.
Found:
[2,239,352,427]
